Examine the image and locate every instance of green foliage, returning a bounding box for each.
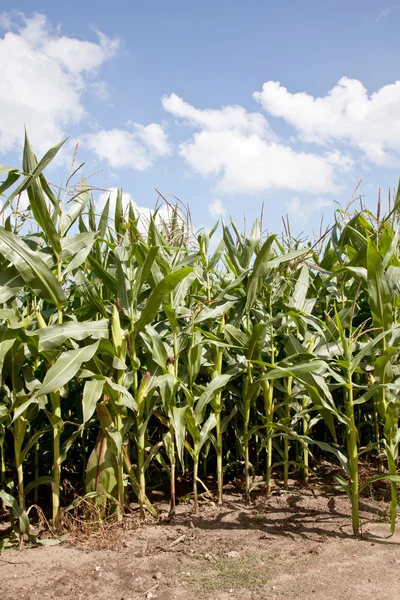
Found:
[0,134,400,538]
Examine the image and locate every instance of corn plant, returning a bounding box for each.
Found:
[1,133,400,542]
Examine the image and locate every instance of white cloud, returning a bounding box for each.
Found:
[324,150,355,172]
[286,196,333,224]
[86,123,171,170]
[162,93,275,139]
[162,94,340,194]
[254,77,400,167]
[208,198,225,217]
[181,129,338,194]
[376,6,396,22]
[0,12,119,156]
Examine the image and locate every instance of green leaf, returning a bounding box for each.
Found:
[170,406,187,467]
[85,432,118,500]
[131,246,159,301]
[75,271,109,318]
[29,319,109,351]
[224,324,249,348]
[0,490,31,535]
[36,341,100,397]
[0,266,25,302]
[0,169,20,196]
[199,412,217,451]
[61,232,97,259]
[246,322,267,360]
[3,135,67,214]
[194,374,231,421]
[83,379,105,423]
[0,227,66,307]
[290,265,309,311]
[144,325,168,370]
[0,164,17,176]
[245,234,276,311]
[87,254,118,295]
[98,197,110,238]
[114,188,124,235]
[134,267,193,337]
[20,131,62,255]
[266,247,309,269]
[193,300,235,324]
[367,239,393,331]
[20,425,52,462]
[359,474,400,493]
[24,476,56,496]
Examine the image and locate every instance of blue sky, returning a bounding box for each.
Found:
[1,1,400,239]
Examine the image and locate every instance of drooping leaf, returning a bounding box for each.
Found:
[0,227,66,307]
[29,319,109,351]
[36,341,100,397]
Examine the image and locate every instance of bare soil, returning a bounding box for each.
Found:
[1,485,400,600]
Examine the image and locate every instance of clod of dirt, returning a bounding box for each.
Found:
[153,571,162,580]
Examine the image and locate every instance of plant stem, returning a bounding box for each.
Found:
[14,418,25,512]
[283,377,292,490]
[302,397,309,484]
[214,315,224,506]
[0,434,5,509]
[243,371,252,502]
[51,390,61,531]
[193,442,199,513]
[345,380,360,535]
[262,379,274,496]
[115,412,125,521]
[387,441,398,534]
[34,439,39,504]
[169,430,176,518]
[216,411,223,506]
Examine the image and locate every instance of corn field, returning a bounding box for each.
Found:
[1,134,400,546]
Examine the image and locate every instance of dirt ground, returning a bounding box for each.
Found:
[1,485,400,600]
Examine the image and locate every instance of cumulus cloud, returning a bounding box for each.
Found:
[208,198,225,217]
[86,123,171,170]
[254,77,400,166]
[162,93,275,139]
[286,196,333,224]
[0,12,119,156]
[162,94,342,194]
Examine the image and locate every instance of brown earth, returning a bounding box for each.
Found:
[1,485,400,600]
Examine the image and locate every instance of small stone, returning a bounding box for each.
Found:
[227,550,240,559]
[153,572,162,580]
